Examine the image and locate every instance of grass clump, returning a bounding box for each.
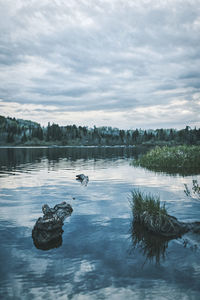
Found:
[130,189,184,237]
[131,189,167,222]
[132,145,200,175]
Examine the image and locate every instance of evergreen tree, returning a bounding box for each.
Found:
[21,132,27,143]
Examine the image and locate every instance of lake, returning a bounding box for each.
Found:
[0,146,200,300]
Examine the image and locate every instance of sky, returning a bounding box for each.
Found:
[0,0,200,129]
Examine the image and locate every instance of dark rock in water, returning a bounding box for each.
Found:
[76,174,89,186]
[135,212,200,238]
[32,202,73,250]
[76,173,89,181]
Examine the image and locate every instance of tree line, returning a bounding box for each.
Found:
[0,115,200,146]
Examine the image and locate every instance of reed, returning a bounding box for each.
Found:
[184,180,200,199]
[131,189,167,222]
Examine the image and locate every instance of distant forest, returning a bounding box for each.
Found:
[0,115,200,146]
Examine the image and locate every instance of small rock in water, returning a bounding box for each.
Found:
[76,174,89,186]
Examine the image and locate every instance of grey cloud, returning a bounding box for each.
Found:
[0,0,200,128]
[157,83,177,91]
[30,87,92,97]
[180,72,200,80]
[0,46,23,66]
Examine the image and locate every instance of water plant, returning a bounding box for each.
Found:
[184,180,200,199]
[132,145,200,175]
[131,189,167,221]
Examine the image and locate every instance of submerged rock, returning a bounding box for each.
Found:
[32,202,73,250]
[76,174,89,186]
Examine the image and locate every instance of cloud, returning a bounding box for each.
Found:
[0,0,200,128]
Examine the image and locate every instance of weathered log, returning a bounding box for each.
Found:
[134,212,200,238]
[32,202,73,250]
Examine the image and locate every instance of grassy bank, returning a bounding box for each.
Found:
[132,145,200,175]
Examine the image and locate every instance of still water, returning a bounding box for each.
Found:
[0,147,200,300]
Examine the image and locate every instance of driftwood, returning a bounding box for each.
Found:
[32,202,73,250]
[134,211,200,238]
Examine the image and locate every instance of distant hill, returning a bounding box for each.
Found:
[0,115,43,144]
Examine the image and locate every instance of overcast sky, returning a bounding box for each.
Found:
[0,0,200,129]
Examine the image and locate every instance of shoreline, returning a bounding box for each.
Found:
[0,144,138,149]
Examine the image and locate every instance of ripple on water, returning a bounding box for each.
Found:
[0,147,200,300]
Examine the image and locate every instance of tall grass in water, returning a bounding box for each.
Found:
[132,145,200,175]
[130,190,173,263]
[131,189,167,222]
[129,189,184,238]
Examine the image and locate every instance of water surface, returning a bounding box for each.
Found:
[0,147,200,299]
